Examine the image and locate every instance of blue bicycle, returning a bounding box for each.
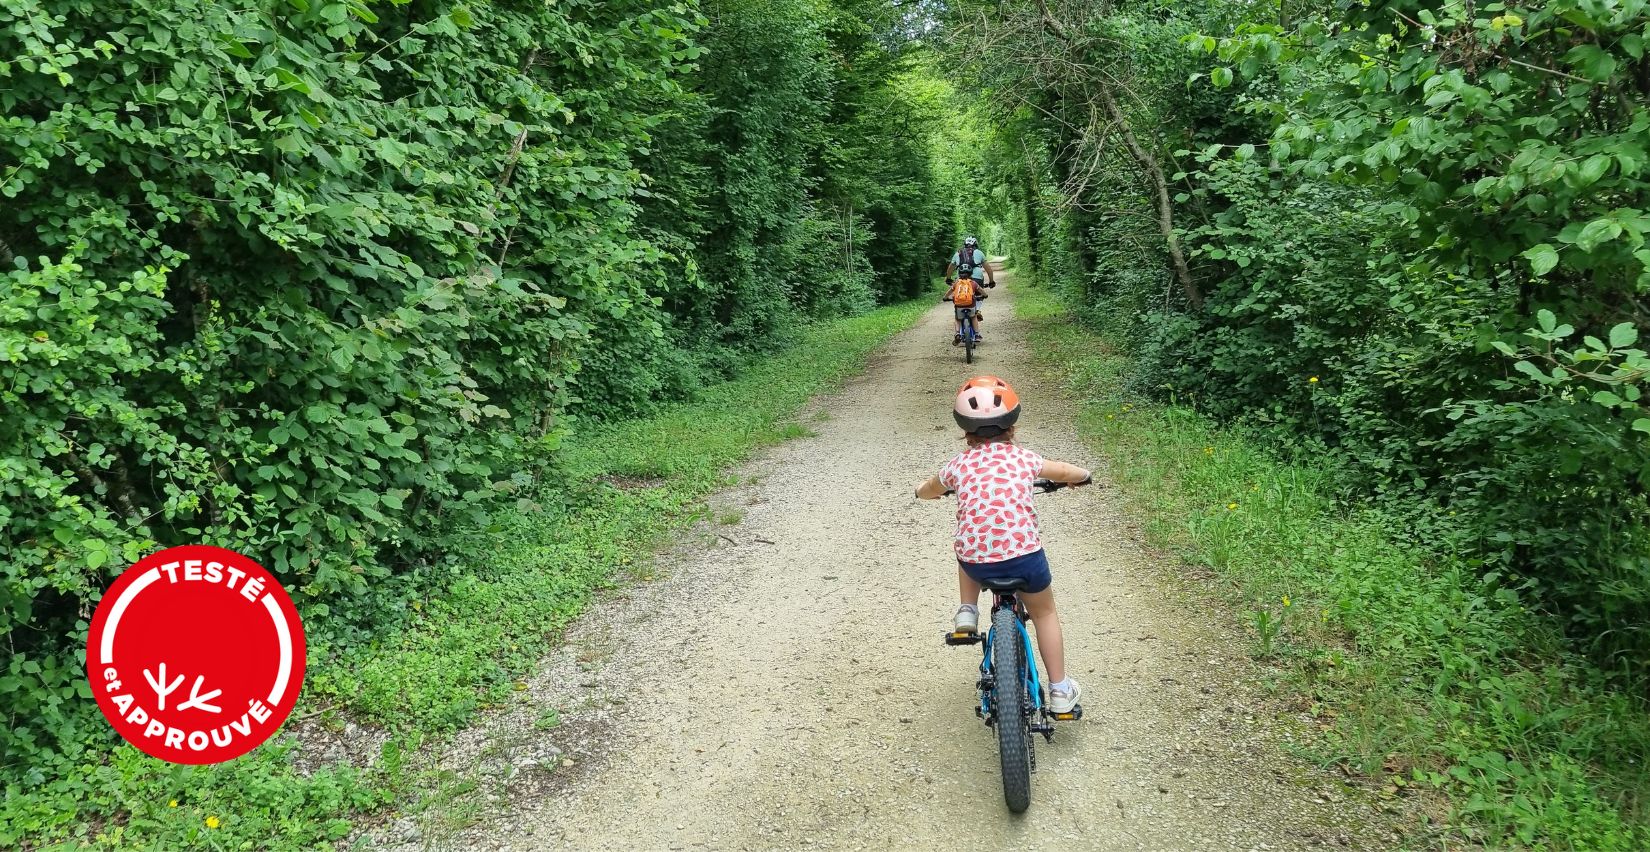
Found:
[944,478,1084,813]
[943,279,992,364]
[958,306,980,364]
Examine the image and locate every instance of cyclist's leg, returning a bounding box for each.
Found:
[958,566,982,607]
[1019,588,1066,684]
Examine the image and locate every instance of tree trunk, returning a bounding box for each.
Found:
[1096,86,1203,310]
[1031,0,1203,310]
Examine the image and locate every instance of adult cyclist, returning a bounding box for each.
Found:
[945,236,996,345]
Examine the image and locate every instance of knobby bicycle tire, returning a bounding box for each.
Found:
[964,315,976,364]
[991,605,1032,812]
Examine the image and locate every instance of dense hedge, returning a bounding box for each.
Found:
[952,0,1650,681]
[0,0,947,786]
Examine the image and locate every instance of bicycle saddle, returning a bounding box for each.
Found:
[981,577,1031,592]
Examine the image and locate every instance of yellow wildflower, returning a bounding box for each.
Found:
[205,816,221,830]
[168,800,178,808]
[1204,446,1214,455]
[1282,595,1291,607]
[1226,502,1237,511]
[1308,376,1319,384]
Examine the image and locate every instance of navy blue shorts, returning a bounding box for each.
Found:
[959,548,1052,594]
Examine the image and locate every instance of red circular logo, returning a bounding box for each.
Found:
[86,545,306,764]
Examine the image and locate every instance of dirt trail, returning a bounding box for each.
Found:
[390,277,1407,851]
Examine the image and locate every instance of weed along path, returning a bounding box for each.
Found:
[392,274,1409,851]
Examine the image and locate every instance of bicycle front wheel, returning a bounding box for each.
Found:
[991,605,1032,812]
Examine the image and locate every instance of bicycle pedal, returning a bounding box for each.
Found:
[944,630,983,645]
[1050,705,1084,722]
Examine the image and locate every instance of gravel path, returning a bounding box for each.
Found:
[380,276,1410,851]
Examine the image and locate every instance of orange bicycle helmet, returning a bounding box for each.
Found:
[953,375,1021,436]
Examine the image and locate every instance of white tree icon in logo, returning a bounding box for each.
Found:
[143,662,223,713]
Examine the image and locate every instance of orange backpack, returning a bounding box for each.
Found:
[952,278,976,307]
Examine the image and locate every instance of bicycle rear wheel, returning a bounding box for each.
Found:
[964,315,976,364]
[991,605,1032,812]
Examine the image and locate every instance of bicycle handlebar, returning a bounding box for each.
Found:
[1034,476,1091,493]
[942,476,1091,497]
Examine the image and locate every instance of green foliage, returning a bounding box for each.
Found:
[1176,0,1650,672]
[1,0,948,841]
[1,0,698,773]
[1019,285,1650,849]
[948,0,1650,673]
[1,734,382,849]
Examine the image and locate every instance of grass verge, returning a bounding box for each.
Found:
[1015,284,1650,851]
[7,300,926,850]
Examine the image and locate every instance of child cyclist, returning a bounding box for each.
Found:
[914,376,1092,714]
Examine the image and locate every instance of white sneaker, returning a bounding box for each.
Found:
[953,605,979,633]
[1049,678,1082,714]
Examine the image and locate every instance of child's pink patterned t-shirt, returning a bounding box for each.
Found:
[939,442,1046,563]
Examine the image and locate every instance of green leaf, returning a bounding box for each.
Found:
[1592,390,1623,407]
[217,36,255,60]
[1634,418,1650,435]
[1513,360,1549,382]
[1564,45,1617,81]
[1537,309,1557,332]
[450,6,476,28]
[272,67,311,95]
[1211,67,1233,88]
[1609,322,1639,348]
[1522,243,1559,276]
[1575,218,1624,252]
[1577,155,1611,186]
